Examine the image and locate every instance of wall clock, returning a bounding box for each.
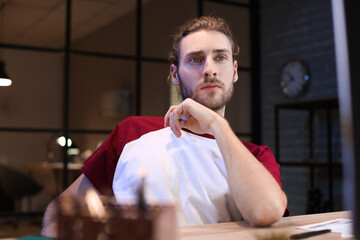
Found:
[279,60,310,98]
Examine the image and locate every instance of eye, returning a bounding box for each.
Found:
[215,55,227,61]
[188,57,202,64]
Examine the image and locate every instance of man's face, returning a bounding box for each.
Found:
[171,30,238,113]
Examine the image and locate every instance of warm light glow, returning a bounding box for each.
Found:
[0,78,12,87]
[56,136,72,147]
[85,189,106,218]
[67,148,80,155]
[56,136,66,147]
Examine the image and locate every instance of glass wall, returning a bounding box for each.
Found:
[0,0,255,216]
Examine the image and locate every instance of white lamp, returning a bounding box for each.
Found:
[0,60,12,87]
[0,2,12,87]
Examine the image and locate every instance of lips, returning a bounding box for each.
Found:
[201,84,220,90]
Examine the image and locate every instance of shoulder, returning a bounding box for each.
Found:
[242,141,276,163]
[242,141,281,186]
[242,141,272,156]
[80,116,165,195]
[109,116,165,146]
[117,116,164,129]
[115,116,164,135]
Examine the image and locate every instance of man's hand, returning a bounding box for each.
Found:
[164,98,224,137]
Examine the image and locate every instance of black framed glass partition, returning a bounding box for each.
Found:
[0,0,258,217]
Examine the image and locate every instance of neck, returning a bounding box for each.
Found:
[216,106,226,117]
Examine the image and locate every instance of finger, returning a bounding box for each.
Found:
[179,115,189,122]
[164,105,177,127]
[173,106,185,135]
[169,110,181,137]
[179,115,189,128]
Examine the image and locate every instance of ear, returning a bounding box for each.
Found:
[170,64,180,85]
[233,60,238,83]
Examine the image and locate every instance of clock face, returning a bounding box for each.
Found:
[280,60,310,98]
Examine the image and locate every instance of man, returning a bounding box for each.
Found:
[41,16,287,237]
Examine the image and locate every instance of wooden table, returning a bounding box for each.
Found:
[0,211,352,240]
[178,211,352,240]
[24,161,83,174]
[24,162,83,195]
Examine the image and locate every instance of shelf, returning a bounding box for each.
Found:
[275,97,340,213]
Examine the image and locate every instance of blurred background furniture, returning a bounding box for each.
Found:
[0,164,42,213]
[24,162,82,196]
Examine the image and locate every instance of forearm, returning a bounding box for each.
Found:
[41,199,58,238]
[211,117,287,226]
[41,174,99,237]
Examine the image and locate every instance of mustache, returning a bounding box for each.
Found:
[199,77,224,89]
[204,77,221,84]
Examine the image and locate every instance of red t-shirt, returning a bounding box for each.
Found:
[81,116,282,197]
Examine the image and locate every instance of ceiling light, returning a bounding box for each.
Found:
[0,60,12,87]
[0,2,12,87]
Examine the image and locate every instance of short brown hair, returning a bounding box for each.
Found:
[169,16,240,67]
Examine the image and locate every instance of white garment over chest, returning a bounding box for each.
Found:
[112,127,242,226]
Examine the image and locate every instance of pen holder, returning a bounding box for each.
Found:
[56,195,176,240]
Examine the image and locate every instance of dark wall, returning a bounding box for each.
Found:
[259,0,340,215]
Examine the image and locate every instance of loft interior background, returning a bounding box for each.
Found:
[0,0,255,215]
[0,0,342,218]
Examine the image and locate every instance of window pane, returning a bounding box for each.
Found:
[142,0,198,59]
[69,133,109,162]
[204,2,251,68]
[0,132,61,212]
[4,0,65,48]
[69,55,135,130]
[71,0,136,55]
[0,49,63,129]
[141,62,170,116]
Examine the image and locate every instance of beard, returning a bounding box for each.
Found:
[178,73,234,112]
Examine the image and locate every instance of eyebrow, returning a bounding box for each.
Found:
[184,49,231,58]
[213,49,231,54]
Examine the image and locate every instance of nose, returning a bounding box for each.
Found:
[202,57,217,78]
